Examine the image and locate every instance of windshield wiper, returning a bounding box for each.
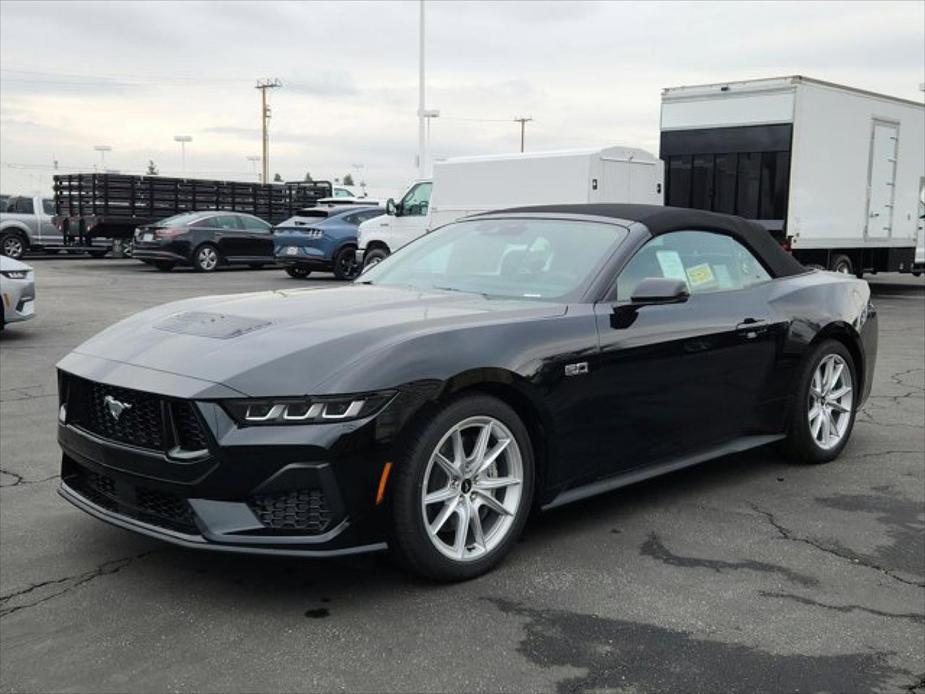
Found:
[433,286,490,299]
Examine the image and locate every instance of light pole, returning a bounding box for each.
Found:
[513,117,533,153]
[351,163,365,195]
[174,135,192,176]
[93,145,111,171]
[417,0,426,177]
[422,109,440,175]
[246,155,261,181]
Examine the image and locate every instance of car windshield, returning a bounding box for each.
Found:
[359,217,628,300]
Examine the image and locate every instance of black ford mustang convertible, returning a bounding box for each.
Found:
[57,204,877,581]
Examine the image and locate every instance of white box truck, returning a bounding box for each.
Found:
[356,146,663,268]
[660,76,925,276]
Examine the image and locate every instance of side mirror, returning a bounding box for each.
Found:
[385,198,398,216]
[630,277,690,305]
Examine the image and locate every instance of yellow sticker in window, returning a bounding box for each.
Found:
[686,263,715,287]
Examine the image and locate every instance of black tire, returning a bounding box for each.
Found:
[285,267,311,279]
[192,243,220,272]
[784,339,858,464]
[332,246,361,281]
[154,261,175,272]
[0,232,26,259]
[389,394,535,582]
[88,250,108,258]
[829,254,853,275]
[363,248,389,270]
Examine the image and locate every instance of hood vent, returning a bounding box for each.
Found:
[154,311,272,339]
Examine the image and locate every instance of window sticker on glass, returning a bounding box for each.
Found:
[686,263,716,288]
[656,250,688,283]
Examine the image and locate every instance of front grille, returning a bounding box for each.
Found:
[64,375,209,454]
[83,381,164,449]
[66,461,196,534]
[248,489,332,534]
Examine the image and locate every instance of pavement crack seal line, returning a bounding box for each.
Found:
[749,504,925,589]
[0,549,160,618]
[0,468,59,488]
[640,533,819,587]
[758,591,925,625]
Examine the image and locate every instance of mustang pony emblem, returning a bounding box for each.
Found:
[103,395,132,422]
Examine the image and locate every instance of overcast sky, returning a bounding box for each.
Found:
[1,0,923,197]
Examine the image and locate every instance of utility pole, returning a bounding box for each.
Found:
[514,117,533,153]
[93,145,112,171]
[173,135,192,176]
[417,0,426,177]
[256,79,281,184]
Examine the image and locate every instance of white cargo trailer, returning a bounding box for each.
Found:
[660,76,925,275]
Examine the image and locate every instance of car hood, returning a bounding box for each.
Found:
[63,284,566,396]
[0,255,32,272]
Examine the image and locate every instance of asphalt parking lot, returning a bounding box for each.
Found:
[1,257,923,693]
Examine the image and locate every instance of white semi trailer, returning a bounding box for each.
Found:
[660,76,924,276]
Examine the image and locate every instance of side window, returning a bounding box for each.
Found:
[211,215,241,230]
[616,231,771,300]
[345,209,383,225]
[240,215,270,232]
[10,197,34,214]
[400,182,432,217]
[42,199,56,215]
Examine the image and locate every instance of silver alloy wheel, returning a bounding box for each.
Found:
[2,236,24,259]
[808,353,854,450]
[198,246,218,271]
[420,415,524,562]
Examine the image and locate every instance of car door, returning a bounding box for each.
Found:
[586,230,783,480]
[40,198,62,244]
[206,214,247,260]
[238,215,274,259]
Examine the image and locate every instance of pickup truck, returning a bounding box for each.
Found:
[1,195,109,259]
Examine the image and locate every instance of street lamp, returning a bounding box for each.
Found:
[93,145,112,171]
[246,156,261,180]
[174,135,192,176]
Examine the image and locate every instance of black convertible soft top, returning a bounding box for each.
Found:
[487,203,807,278]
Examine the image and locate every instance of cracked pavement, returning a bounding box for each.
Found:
[1,258,923,693]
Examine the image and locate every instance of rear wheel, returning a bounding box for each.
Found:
[0,232,26,259]
[389,394,534,581]
[154,261,175,272]
[285,267,311,279]
[333,246,361,281]
[193,244,220,272]
[785,339,857,464]
[363,248,389,270]
[829,254,853,275]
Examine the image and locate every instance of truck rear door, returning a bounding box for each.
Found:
[866,120,900,240]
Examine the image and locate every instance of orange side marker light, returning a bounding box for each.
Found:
[375,462,393,505]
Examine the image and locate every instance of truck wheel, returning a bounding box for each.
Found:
[333,246,361,281]
[829,254,853,275]
[363,248,389,270]
[193,244,221,272]
[0,233,26,259]
[285,267,311,279]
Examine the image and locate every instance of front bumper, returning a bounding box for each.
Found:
[1,277,36,323]
[55,368,437,557]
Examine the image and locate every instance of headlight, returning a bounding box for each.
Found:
[222,391,395,426]
[1,271,29,279]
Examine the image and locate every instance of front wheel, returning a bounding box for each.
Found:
[0,233,26,259]
[285,267,311,279]
[829,254,853,275]
[332,246,361,281]
[389,394,534,581]
[362,248,389,270]
[193,243,220,272]
[785,339,857,464]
